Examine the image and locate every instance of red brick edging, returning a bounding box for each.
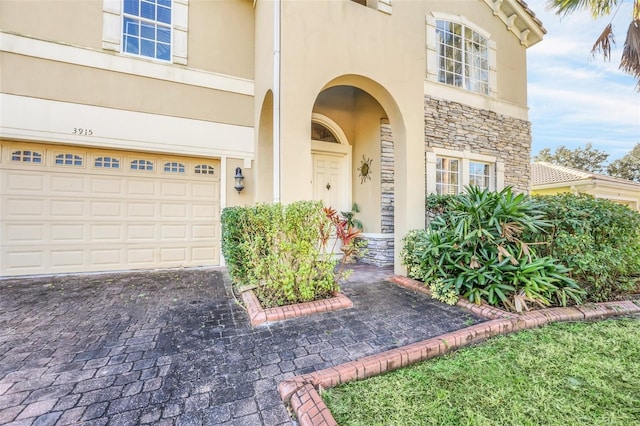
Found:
[279,275,640,426]
[241,290,353,326]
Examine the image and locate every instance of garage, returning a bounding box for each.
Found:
[0,142,221,277]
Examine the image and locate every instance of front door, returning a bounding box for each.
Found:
[313,154,347,211]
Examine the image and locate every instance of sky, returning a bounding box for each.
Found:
[526,0,640,162]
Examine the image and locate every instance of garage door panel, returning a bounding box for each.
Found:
[1,143,221,276]
[161,203,187,218]
[90,224,123,241]
[128,248,156,264]
[6,224,45,242]
[6,172,45,192]
[160,247,187,262]
[192,204,217,219]
[192,246,217,262]
[91,178,123,194]
[5,251,44,269]
[51,224,85,241]
[51,175,85,193]
[5,198,46,217]
[192,224,216,239]
[128,202,156,217]
[161,182,188,197]
[160,225,187,239]
[91,201,123,218]
[127,224,156,240]
[51,200,84,217]
[128,180,157,196]
[91,249,122,265]
[50,250,84,268]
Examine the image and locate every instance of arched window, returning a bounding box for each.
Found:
[55,153,83,166]
[95,157,120,168]
[311,122,339,143]
[131,159,154,171]
[164,162,185,173]
[195,165,215,175]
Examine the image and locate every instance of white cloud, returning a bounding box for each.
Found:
[525,0,640,161]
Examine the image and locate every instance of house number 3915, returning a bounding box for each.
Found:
[72,128,93,136]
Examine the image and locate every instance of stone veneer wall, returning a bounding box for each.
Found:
[424,95,531,193]
[380,119,394,234]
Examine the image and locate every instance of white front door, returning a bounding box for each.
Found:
[312,154,347,211]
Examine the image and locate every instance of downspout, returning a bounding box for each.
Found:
[273,0,281,203]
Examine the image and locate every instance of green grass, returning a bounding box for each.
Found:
[322,318,640,426]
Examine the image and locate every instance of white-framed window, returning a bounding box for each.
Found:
[164,162,185,173]
[11,150,43,164]
[102,0,188,65]
[55,153,84,166]
[194,164,215,175]
[95,156,120,169]
[122,0,171,61]
[469,161,491,190]
[436,20,489,95]
[436,157,460,195]
[427,149,504,196]
[131,159,154,171]
[426,13,497,98]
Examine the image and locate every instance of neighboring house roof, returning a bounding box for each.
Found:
[531,162,640,188]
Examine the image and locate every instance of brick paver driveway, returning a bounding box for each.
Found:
[0,265,484,425]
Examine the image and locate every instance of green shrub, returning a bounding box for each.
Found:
[221,201,341,307]
[528,194,640,301]
[402,187,584,311]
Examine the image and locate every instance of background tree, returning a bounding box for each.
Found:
[607,142,640,181]
[533,143,610,172]
[547,0,640,90]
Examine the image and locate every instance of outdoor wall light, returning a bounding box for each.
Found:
[234,167,245,193]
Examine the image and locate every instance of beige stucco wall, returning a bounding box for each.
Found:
[1,0,256,79]
[187,0,255,79]
[0,0,104,50]
[0,53,253,127]
[225,157,257,208]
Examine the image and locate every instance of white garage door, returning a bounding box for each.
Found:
[0,142,221,277]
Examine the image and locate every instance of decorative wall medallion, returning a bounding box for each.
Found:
[358,155,373,183]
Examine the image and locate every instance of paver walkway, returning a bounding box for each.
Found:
[0,265,484,425]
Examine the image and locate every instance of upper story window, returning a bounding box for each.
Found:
[436,20,489,95]
[123,0,172,61]
[103,0,188,64]
[11,150,43,164]
[349,0,392,14]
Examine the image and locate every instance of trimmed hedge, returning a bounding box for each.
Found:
[221,201,340,308]
[528,194,640,302]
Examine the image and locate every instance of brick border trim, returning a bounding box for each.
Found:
[241,290,353,327]
[279,275,640,426]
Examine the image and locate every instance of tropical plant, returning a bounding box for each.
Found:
[323,206,366,266]
[340,202,364,231]
[547,0,640,90]
[402,187,584,311]
[527,193,640,301]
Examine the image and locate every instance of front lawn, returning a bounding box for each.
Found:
[322,318,640,426]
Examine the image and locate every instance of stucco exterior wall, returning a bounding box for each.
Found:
[424,95,531,193]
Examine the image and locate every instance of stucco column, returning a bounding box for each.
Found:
[393,105,425,275]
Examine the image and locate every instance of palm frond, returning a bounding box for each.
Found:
[547,0,620,18]
[591,23,615,61]
[619,19,640,89]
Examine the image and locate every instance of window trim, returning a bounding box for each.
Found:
[426,149,504,195]
[426,13,497,98]
[102,0,189,65]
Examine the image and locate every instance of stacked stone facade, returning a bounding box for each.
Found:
[361,96,532,267]
[424,95,531,193]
